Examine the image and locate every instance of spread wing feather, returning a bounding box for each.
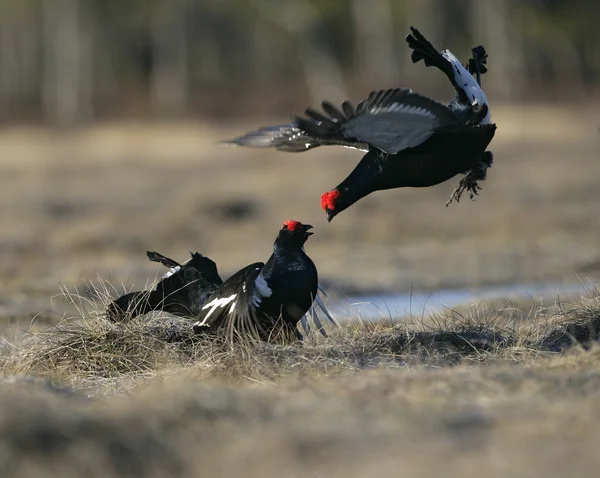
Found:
[192,262,268,341]
[193,265,337,341]
[223,88,458,156]
[337,88,459,154]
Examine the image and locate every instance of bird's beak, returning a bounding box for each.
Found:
[303,224,314,236]
[324,208,335,223]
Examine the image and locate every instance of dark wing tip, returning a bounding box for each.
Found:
[407,25,419,38]
[147,251,179,268]
[411,50,425,64]
[321,101,346,123]
[341,101,356,118]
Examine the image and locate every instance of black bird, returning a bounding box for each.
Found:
[223,27,496,222]
[192,220,336,342]
[106,250,223,321]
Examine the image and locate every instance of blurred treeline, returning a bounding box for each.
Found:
[0,0,597,125]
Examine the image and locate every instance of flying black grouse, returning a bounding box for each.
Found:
[192,220,336,342]
[106,250,223,321]
[223,27,496,222]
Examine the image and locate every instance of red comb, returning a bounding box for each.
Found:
[282,220,302,232]
[321,190,341,211]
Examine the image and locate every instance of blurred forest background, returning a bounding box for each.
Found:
[0,0,598,320]
[0,0,598,126]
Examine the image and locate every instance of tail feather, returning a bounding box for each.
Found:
[311,309,328,337]
[297,286,339,339]
[315,292,338,326]
[300,315,311,336]
[465,45,488,86]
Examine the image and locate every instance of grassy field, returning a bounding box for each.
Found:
[0,103,599,476]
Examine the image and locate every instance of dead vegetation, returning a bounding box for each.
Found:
[3,283,600,391]
[0,287,599,476]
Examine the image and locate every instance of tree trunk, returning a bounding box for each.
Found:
[150,0,189,116]
[469,0,524,100]
[404,0,446,91]
[349,0,398,88]
[41,0,92,126]
[251,0,348,105]
[0,20,17,120]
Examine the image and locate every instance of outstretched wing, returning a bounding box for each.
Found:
[107,250,224,321]
[223,120,370,153]
[148,250,224,317]
[331,88,459,154]
[222,123,340,152]
[192,262,269,340]
[224,88,458,156]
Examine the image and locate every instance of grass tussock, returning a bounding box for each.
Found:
[2,281,600,393]
[0,284,599,476]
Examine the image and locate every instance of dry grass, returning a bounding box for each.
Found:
[0,286,600,476]
[4,283,600,390]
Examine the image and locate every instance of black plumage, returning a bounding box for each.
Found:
[222,27,496,222]
[192,220,335,342]
[106,251,223,321]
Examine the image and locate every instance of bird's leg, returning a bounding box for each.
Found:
[446,152,493,207]
[445,172,482,206]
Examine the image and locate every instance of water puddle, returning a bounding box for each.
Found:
[329,281,593,322]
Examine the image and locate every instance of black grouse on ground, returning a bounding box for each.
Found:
[106,222,335,341]
[106,250,223,321]
[192,220,336,342]
[223,27,496,222]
